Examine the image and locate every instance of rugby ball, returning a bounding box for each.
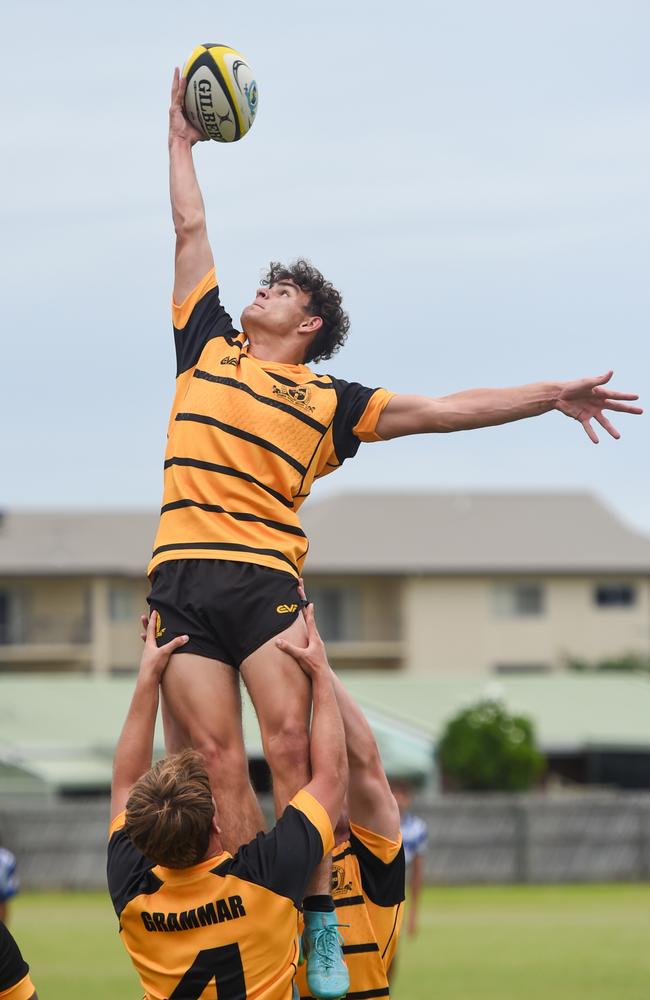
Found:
[182,43,259,143]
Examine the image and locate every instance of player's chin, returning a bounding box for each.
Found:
[240,305,263,330]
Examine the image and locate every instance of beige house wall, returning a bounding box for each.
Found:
[101,577,150,673]
[0,575,149,673]
[403,575,650,674]
[2,571,648,675]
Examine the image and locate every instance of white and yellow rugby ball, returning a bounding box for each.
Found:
[182,43,259,143]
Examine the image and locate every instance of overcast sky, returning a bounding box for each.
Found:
[1,0,648,533]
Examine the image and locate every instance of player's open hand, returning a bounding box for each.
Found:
[138,611,188,679]
[555,370,643,443]
[276,601,330,679]
[169,67,206,147]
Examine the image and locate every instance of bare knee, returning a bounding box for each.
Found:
[265,725,310,783]
[192,734,249,790]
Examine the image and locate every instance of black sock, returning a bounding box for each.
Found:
[303,894,335,913]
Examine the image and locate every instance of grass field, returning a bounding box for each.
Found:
[9,884,650,999]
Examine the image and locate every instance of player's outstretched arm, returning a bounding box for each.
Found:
[276,607,347,829]
[329,670,401,841]
[168,68,214,303]
[110,613,188,821]
[375,371,642,444]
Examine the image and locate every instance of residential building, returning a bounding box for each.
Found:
[0,493,648,675]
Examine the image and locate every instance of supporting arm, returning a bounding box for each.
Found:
[110,613,188,821]
[276,606,348,829]
[330,671,401,841]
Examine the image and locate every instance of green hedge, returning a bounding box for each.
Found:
[437,699,545,791]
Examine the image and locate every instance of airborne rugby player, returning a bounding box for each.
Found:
[148,66,643,998]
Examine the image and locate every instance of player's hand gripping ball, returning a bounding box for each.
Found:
[182,43,259,142]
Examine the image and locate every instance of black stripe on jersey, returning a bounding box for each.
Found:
[151,541,298,573]
[334,894,365,908]
[381,901,402,962]
[176,412,308,475]
[349,833,405,908]
[107,828,163,917]
[193,370,328,433]
[331,379,377,464]
[342,943,380,954]
[174,286,238,376]
[347,990,390,999]
[164,457,293,508]
[333,846,354,862]
[0,922,29,992]
[160,500,306,537]
[270,372,336,391]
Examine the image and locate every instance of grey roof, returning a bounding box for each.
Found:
[301,492,650,574]
[0,510,156,576]
[0,492,649,576]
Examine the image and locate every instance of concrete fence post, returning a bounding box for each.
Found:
[639,803,650,881]
[513,799,530,883]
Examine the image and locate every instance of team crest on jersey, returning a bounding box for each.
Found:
[331,862,353,896]
[272,384,315,412]
[220,355,238,366]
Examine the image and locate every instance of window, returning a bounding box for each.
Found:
[494,663,551,675]
[304,584,360,641]
[0,591,8,644]
[493,582,544,618]
[0,588,30,644]
[109,584,135,622]
[594,583,637,608]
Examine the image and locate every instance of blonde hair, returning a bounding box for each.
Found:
[125,749,214,867]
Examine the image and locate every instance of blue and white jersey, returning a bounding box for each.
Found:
[400,813,428,868]
[0,848,19,902]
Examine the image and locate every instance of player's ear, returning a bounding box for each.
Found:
[211,798,221,835]
[299,314,323,335]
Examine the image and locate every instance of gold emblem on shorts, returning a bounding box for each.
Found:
[276,603,298,614]
[272,384,315,412]
[155,615,166,638]
[331,862,353,896]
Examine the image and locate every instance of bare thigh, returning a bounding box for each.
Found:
[161,652,247,773]
[240,615,312,812]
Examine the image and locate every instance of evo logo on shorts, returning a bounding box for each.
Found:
[276,603,298,614]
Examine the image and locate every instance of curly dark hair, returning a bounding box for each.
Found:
[261,259,350,364]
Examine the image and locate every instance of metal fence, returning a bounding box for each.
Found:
[2,792,650,890]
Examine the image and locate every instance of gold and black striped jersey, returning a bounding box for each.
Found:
[296,823,405,1000]
[148,270,394,578]
[0,922,35,1000]
[107,789,334,1000]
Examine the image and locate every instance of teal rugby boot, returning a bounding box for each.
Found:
[302,909,350,1000]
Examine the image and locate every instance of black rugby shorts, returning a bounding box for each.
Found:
[146,559,307,668]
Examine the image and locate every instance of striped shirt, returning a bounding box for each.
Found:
[0,851,18,904]
[296,824,405,1000]
[149,270,394,578]
[400,814,428,868]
